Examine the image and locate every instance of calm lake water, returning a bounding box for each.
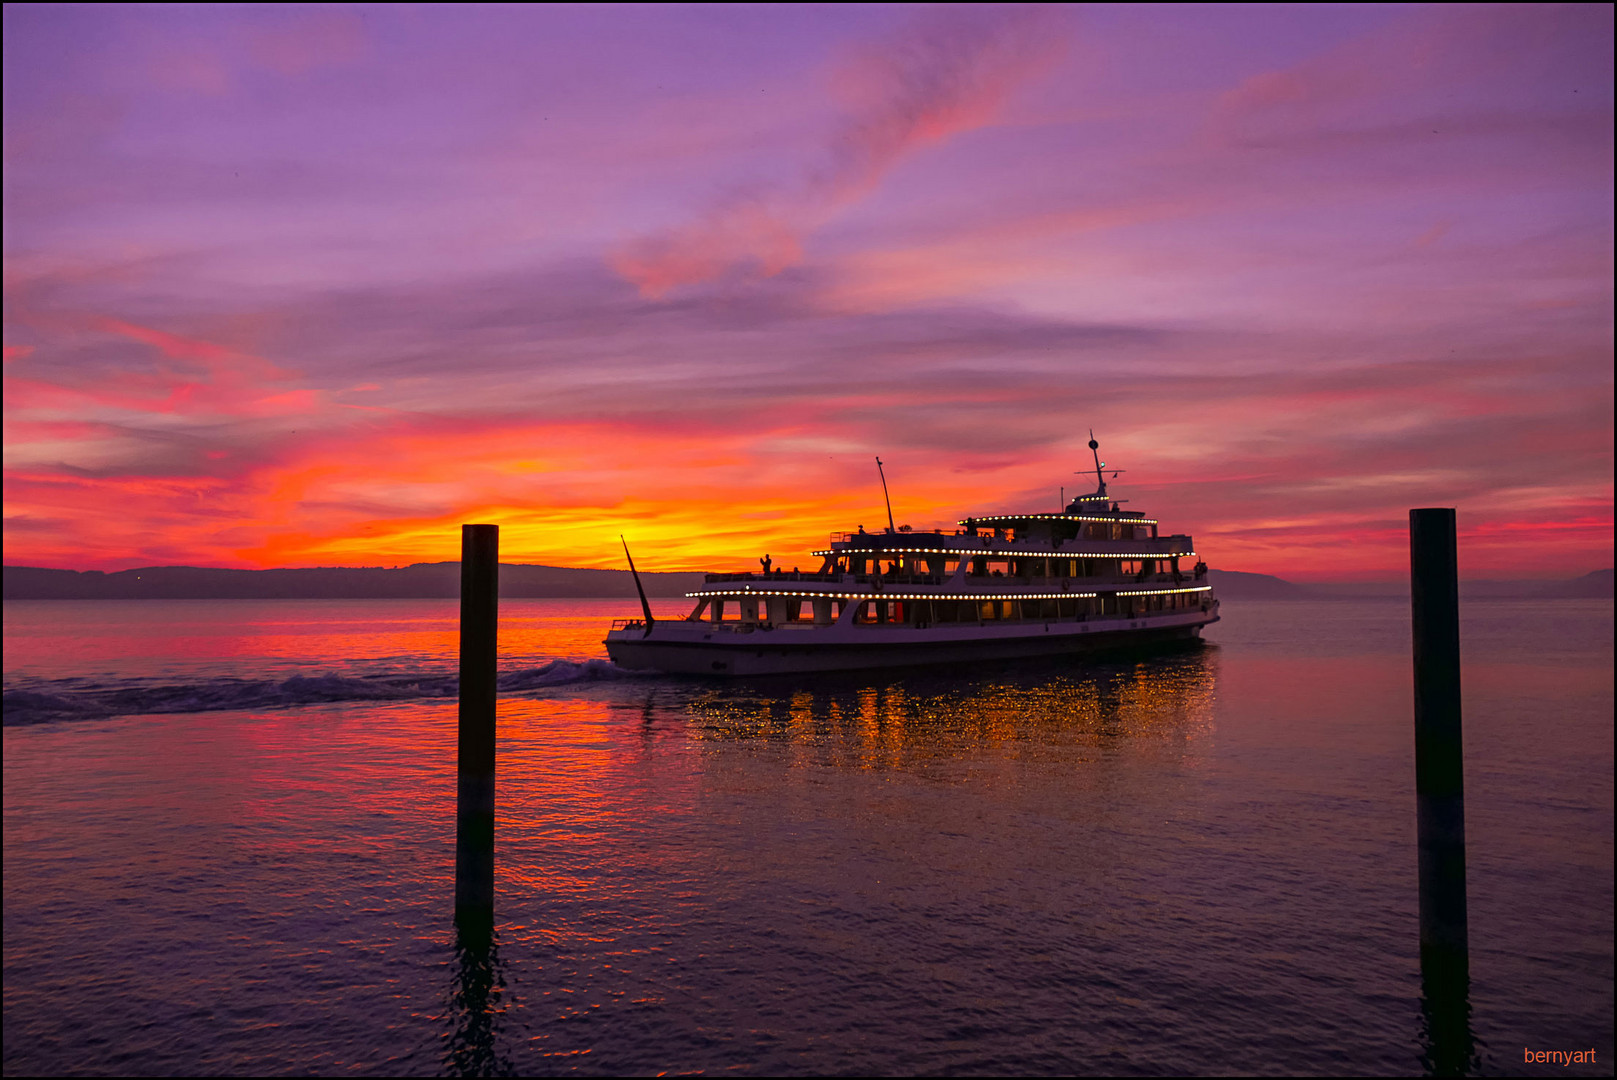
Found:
[3,597,1612,1076]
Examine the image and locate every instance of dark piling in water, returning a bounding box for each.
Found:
[1410,508,1467,957]
[1410,507,1474,1074]
[456,523,498,932]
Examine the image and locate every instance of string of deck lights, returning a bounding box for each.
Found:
[808,546,1195,559]
[683,585,1213,602]
[958,513,1158,525]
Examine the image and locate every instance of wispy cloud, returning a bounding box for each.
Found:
[610,4,1068,296]
[4,316,316,421]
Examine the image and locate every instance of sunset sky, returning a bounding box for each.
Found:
[4,4,1612,580]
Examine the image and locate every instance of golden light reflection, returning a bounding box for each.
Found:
[679,650,1219,773]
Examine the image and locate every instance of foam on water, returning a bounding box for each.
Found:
[3,658,647,725]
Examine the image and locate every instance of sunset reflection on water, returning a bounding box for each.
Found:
[3,599,1611,1075]
[674,656,1218,791]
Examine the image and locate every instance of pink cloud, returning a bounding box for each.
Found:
[144,11,366,98]
[248,12,366,76]
[1205,4,1607,150]
[611,5,1068,297]
[150,46,233,96]
[4,317,317,419]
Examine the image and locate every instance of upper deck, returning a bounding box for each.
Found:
[693,437,1206,598]
[823,511,1170,554]
[701,532,1199,593]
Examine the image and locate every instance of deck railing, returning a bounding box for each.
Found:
[825,533,1195,553]
[704,570,844,584]
[854,573,947,587]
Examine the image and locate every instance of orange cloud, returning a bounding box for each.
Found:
[6,408,1610,580]
[3,311,1609,581]
[9,376,1609,580]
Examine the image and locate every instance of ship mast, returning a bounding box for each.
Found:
[620,536,655,637]
[1089,431,1107,499]
[875,456,896,533]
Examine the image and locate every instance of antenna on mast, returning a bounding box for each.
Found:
[1089,430,1107,498]
[875,456,896,534]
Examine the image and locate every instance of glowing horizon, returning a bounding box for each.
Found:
[5,5,1612,583]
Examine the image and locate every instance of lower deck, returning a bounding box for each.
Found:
[680,585,1211,628]
[605,603,1219,676]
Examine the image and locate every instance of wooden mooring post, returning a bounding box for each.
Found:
[456,523,498,932]
[1410,508,1467,959]
[1410,508,1474,1074]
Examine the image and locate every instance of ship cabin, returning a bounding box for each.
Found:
[669,489,1211,633]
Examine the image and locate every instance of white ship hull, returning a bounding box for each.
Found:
[605,606,1218,676]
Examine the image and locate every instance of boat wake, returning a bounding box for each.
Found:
[2,659,643,726]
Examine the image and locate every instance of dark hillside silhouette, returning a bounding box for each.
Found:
[3,563,705,600]
[5,564,1609,601]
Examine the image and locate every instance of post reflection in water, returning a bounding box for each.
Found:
[1420,947,1479,1078]
[444,919,512,1078]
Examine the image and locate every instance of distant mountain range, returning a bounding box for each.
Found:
[1208,567,1613,600]
[2,562,704,600]
[4,563,1610,601]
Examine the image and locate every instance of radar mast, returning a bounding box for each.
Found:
[1089,431,1107,498]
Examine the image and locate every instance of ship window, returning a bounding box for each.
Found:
[856,600,903,625]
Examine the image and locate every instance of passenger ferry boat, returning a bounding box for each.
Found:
[605,438,1218,676]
